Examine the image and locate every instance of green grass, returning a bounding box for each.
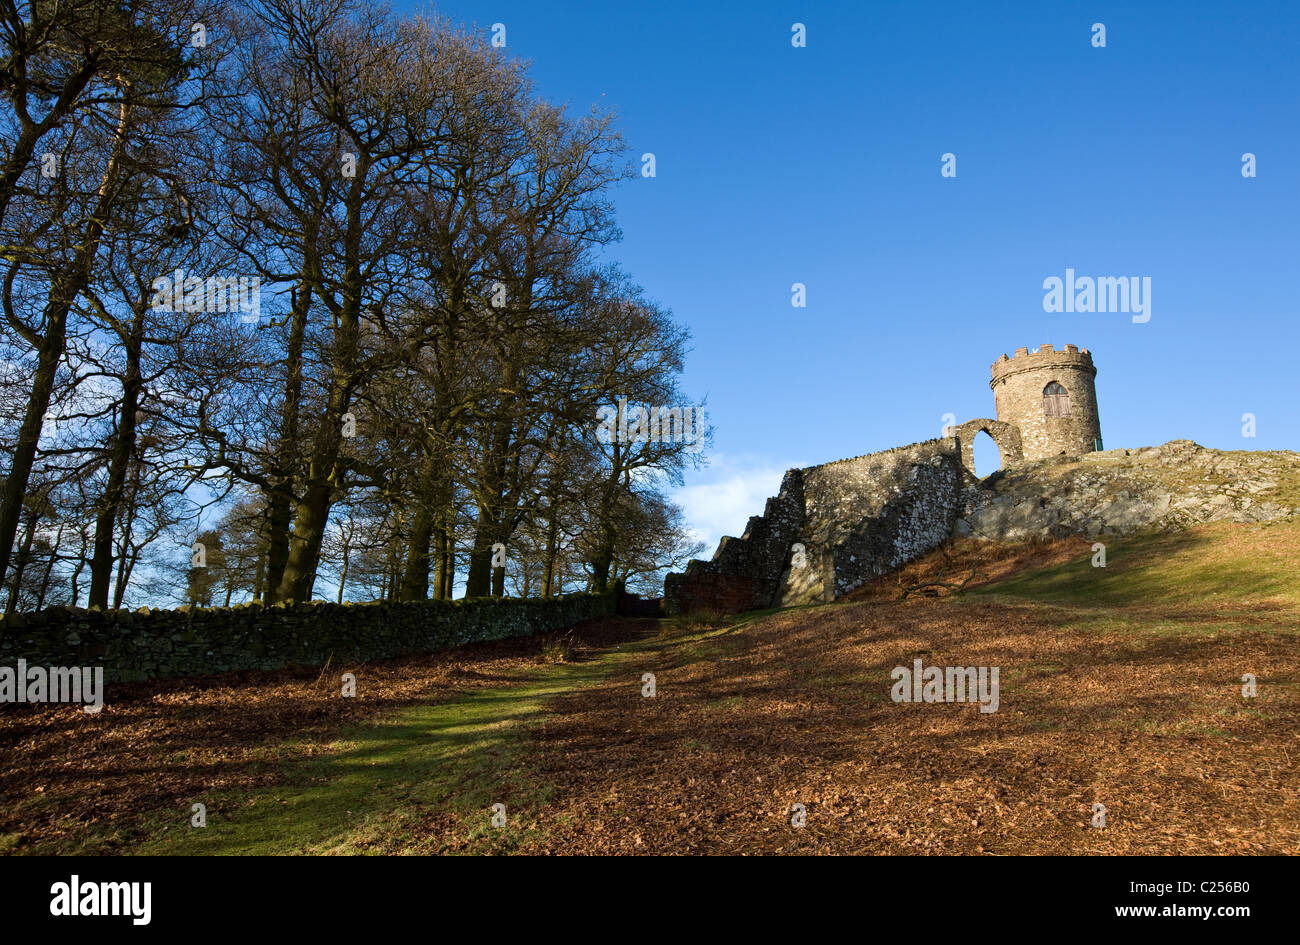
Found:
[970,525,1300,611]
[26,520,1299,855]
[148,682,559,855]
[92,628,696,856]
[29,617,745,856]
[958,526,1300,661]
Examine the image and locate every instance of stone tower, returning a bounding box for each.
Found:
[990,344,1101,462]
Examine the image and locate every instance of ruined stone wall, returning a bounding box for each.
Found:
[991,344,1101,461]
[664,470,804,614]
[779,439,964,604]
[662,344,1111,615]
[950,418,1023,476]
[665,441,965,614]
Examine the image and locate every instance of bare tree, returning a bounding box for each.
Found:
[0,0,213,589]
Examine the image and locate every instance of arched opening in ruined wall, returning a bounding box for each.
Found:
[972,430,1003,478]
[952,418,1023,477]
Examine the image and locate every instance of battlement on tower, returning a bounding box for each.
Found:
[991,343,1095,387]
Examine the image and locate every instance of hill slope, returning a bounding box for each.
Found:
[5,516,1296,855]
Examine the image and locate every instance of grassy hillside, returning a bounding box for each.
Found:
[4,519,1297,855]
[980,521,1298,609]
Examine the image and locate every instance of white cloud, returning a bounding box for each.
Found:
[671,452,804,557]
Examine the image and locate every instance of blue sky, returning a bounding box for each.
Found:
[419,0,1300,551]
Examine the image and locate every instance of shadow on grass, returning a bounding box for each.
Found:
[126,637,672,855]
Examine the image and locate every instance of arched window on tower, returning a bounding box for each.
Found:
[1043,381,1071,417]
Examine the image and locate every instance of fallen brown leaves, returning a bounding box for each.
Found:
[0,619,643,853]
[499,589,1298,854]
[4,526,1298,855]
[847,536,1094,602]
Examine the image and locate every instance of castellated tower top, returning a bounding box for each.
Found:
[990,343,1095,387]
[989,343,1101,463]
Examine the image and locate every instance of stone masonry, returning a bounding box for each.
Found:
[0,591,615,683]
[665,440,965,614]
[664,344,1106,614]
[990,343,1102,462]
[664,347,1295,617]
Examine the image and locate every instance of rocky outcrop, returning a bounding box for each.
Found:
[959,440,1299,541]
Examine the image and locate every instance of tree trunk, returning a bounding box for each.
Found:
[590,463,623,593]
[68,532,88,607]
[590,503,617,593]
[398,458,440,601]
[110,464,141,609]
[277,476,333,603]
[466,416,513,598]
[0,329,64,591]
[432,509,450,599]
[252,552,266,603]
[263,284,311,603]
[273,222,363,603]
[36,525,60,609]
[4,514,38,615]
[463,512,495,598]
[274,358,355,603]
[542,510,559,598]
[87,306,144,607]
[112,543,132,609]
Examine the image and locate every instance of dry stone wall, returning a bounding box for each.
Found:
[0,592,615,683]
